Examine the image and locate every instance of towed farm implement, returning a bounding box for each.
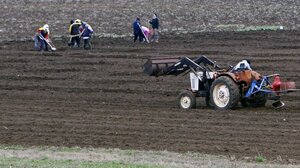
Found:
[143,56,297,110]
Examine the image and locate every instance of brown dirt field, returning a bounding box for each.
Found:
[0,30,299,164]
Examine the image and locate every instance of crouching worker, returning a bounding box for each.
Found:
[141,26,150,43]
[68,19,82,48]
[81,22,94,50]
[34,24,50,51]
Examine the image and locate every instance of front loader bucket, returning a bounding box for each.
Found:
[142,57,181,76]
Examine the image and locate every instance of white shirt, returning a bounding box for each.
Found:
[233,60,252,71]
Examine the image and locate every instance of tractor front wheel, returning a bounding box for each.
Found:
[177,90,196,109]
[210,76,240,110]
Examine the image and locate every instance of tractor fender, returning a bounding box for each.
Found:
[216,70,261,86]
[215,72,238,83]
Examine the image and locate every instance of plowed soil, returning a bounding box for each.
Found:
[0,30,299,163]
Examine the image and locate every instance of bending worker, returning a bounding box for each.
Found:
[34,24,50,51]
[81,22,94,50]
[68,19,82,48]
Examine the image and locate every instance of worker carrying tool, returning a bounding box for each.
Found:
[132,17,144,43]
[34,24,56,51]
[68,19,82,48]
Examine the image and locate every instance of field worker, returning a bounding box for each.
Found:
[149,13,159,43]
[68,19,82,48]
[81,22,94,50]
[233,59,252,71]
[132,17,144,42]
[67,19,74,46]
[34,24,50,51]
[141,26,150,42]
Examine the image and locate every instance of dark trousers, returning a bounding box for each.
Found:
[70,36,80,47]
[134,31,143,42]
[84,38,91,50]
[43,40,48,51]
[34,35,48,51]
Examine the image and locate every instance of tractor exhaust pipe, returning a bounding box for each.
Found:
[142,57,181,76]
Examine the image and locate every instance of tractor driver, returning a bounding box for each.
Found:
[233,59,252,71]
[232,59,262,81]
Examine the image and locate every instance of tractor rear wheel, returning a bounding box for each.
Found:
[177,90,196,109]
[210,76,240,110]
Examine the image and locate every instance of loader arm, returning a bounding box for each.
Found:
[164,57,204,75]
[143,55,220,76]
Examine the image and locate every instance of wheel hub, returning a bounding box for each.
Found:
[213,84,230,107]
[218,90,225,99]
[181,96,191,109]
